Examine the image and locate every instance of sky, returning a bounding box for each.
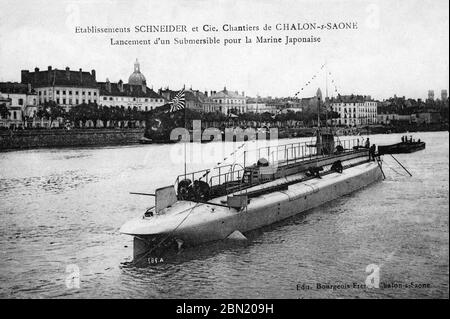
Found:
[0,0,448,100]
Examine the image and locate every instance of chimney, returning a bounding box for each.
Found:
[79,68,83,83]
[242,91,245,97]
[106,78,111,92]
[48,66,52,71]
[118,80,123,92]
[204,91,208,97]
[21,70,29,84]
[91,69,96,80]
[33,68,38,83]
[65,67,70,80]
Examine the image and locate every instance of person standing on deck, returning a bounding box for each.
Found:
[369,144,377,161]
[365,138,370,149]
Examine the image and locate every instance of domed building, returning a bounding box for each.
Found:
[128,59,146,86]
[98,59,165,111]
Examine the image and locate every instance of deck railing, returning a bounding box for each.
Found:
[244,137,363,168]
[174,137,365,195]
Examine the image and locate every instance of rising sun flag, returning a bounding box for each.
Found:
[169,88,186,112]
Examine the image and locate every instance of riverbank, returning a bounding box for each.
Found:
[1,123,447,151]
[0,128,145,151]
[359,123,449,134]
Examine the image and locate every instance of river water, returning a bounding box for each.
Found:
[0,131,448,298]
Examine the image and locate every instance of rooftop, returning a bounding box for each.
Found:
[211,87,245,99]
[21,67,98,88]
[331,94,375,103]
[98,80,162,99]
[0,82,35,94]
[185,89,213,103]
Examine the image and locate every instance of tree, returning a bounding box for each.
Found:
[40,101,66,126]
[36,106,50,120]
[100,106,111,127]
[50,104,66,119]
[261,112,273,123]
[67,103,93,127]
[0,103,9,119]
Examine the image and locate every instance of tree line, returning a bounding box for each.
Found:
[19,101,340,129]
[378,97,449,120]
[31,101,151,127]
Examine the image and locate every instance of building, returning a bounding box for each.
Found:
[0,93,10,106]
[377,113,399,125]
[210,87,246,115]
[330,95,378,126]
[246,96,306,114]
[441,89,448,101]
[428,90,435,100]
[282,101,303,114]
[266,99,292,114]
[98,79,165,111]
[0,93,13,127]
[411,112,441,124]
[246,98,271,114]
[0,82,38,118]
[0,92,24,128]
[98,59,164,111]
[158,88,174,102]
[299,96,320,112]
[98,59,165,111]
[186,89,215,113]
[21,66,99,111]
[158,87,215,112]
[396,114,411,123]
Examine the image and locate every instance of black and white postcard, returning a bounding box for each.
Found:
[0,0,448,305]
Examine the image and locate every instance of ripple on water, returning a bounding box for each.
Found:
[0,132,448,298]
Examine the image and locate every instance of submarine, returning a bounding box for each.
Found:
[120,125,384,263]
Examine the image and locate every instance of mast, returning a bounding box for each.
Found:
[325,62,329,100]
[316,87,323,155]
[183,84,187,179]
[316,87,323,128]
[317,94,320,129]
[325,62,328,128]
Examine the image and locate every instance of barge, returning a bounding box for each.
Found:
[378,136,425,155]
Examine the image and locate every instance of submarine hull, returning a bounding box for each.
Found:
[121,161,383,261]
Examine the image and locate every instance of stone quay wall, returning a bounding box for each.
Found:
[0,128,145,151]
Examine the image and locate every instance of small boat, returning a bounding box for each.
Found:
[378,136,425,155]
